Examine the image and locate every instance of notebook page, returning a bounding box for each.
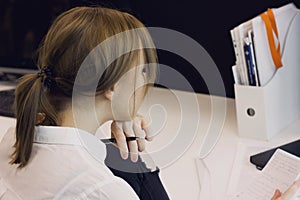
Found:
[232,149,300,200]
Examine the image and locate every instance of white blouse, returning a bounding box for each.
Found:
[0,126,139,200]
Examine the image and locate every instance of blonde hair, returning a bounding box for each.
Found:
[11,6,157,168]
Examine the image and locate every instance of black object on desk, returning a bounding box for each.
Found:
[250,139,300,170]
[0,89,15,117]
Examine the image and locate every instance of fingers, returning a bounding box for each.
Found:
[271,189,282,200]
[111,121,128,160]
[140,115,154,141]
[133,118,146,152]
[111,121,140,163]
[122,121,139,163]
[279,179,300,200]
[110,115,151,163]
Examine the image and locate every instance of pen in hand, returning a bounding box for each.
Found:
[100,137,142,144]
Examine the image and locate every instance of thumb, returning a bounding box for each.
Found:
[271,189,281,200]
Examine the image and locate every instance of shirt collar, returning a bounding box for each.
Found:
[34,126,106,163]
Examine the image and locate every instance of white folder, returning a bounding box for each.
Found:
[252,3,299,86]
[234,4,300,140]
[234,9,300,140]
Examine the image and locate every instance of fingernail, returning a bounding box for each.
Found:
[146,136,153,141]
[131,155,138,163]
[275,189,281,197]
[121,151,128,160]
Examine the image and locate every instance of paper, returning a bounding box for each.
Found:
[231,20,252,86]
[227,142,271,196]
[231,149,300,200]
[232,65,240,85]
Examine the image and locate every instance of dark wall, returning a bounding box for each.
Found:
[2,0,299,97]
[131,0,300,97]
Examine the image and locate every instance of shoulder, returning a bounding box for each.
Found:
[0,126,15,165]
[0,118,15,143]
[0,126,14,144]
[55,168,139,200]
[78,177,139,200]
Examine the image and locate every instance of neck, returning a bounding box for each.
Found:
[59,97,113,134]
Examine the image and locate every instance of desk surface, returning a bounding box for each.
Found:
[144,88,300,200]
[0,83,299,200]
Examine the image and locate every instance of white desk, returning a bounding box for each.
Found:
[137,87,300,200]
[1,83,300,200]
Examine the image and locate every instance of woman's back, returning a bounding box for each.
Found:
[0,126,139,199]
[0,6,157,200]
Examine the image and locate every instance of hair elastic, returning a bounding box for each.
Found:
[38,66,53,89]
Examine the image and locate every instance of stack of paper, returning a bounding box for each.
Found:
[231,21,259,86]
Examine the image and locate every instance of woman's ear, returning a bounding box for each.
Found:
[104,87,114,101]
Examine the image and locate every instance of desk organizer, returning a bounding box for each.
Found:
[235,12,300,140]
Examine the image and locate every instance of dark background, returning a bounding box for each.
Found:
[0,0,299,97]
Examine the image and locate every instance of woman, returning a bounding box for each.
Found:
[0,6,297,200]
[0,6,165,199]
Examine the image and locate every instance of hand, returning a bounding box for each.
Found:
[110,115,153,162]
[271,179,300,200]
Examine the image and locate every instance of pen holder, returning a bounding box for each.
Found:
[234,13,300,140]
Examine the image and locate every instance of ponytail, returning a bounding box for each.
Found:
[9,7,158,168]
[11,73,58,168]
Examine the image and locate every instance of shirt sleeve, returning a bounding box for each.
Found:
[77,177,140,200]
